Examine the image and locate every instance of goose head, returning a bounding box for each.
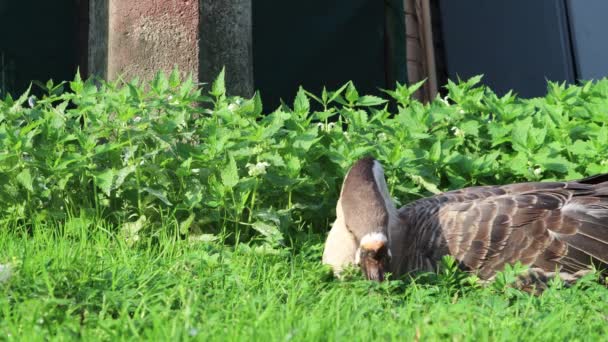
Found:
[334,157,396,281]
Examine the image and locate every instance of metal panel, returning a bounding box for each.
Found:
[438,0,575,98]
[566,0,608,81]
[253,1,402,108]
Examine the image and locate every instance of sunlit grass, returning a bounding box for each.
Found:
[1,217,607,340]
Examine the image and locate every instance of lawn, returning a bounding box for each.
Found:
[1,218,607,341]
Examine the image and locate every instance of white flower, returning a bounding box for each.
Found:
[317,122,336,132]
[133,116,142,123]
[378,132,387,141]
[252,145,263,154]
[0,264,12,283]
[533,167,542,177]
[246,161,270,177]
[459,109,465,114]
[228,103,238,112]
[451,126,465,138]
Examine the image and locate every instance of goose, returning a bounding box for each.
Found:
[323,157,608,285]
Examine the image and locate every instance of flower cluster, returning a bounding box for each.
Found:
[246,161,270,177]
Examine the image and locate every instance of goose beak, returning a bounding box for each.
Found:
[361,255,385,281]
[358,236,390,282]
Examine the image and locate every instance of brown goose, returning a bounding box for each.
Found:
[323,157,608,284]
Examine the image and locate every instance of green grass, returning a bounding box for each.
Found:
[1,217,607,341]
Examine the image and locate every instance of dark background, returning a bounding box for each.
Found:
[0,0,85,97]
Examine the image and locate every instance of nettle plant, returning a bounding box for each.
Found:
[1,70,607,245]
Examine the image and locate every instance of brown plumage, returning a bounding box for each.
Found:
[323,158,608,284]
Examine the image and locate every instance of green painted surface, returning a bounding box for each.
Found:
[0,1,79,97]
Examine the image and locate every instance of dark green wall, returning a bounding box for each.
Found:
[0,0,81,97]
[253,0,406,108]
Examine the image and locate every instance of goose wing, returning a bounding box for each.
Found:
[435,179,608,279]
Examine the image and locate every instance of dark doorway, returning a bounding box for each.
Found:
[252,1,407,109]
[0,0,86,97]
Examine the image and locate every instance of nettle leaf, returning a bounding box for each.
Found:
[460,120,480,137]
[541,157,574,174]
[179,212,196,235]
[410,175,441,194]
[142,187,173,206]
[252,221,283,244]
[114,165,136,190]
[253,92,263,116]
[169,67,181,88]
[328,82,350,104]
[356,95,387,107]
[210,67,226,97]
[569,140,596,158]
[93,168,115,197]
[284,154,302,177]
[16,169,34,192]
[507,153,530,176]
[429,140,441,163]
[345,82,359,104]
[511,117,532,152]
[221,154,239,188]
[293,87,310,114]
[292,129,319,152]
[408,79,426,95]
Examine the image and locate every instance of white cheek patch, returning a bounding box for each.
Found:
[360,232,388,247]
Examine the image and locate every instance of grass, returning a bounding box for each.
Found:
[1,217,607,341]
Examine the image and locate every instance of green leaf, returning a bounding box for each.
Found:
[356,95,387,107]
[221,154,239,188]
[460,120,480,137]
[16,169,34,192]
[253,92,263,116]
[169,67,181,88]
[568,140,595,158]
[142,187,173,206]
[114,165,136,190]
[179,212,196,235]
[93,169,115,197]
[293,87,310,114]
[210,67,226,97]
[252,221,283,244]
[70,69,83,93]
[292,130,319,152]
[408,79,427,94]
[410,175,441,194]
[429,140,441,162]
[511,117,532,152]
[345,82,359,104]
[328,82,350,104]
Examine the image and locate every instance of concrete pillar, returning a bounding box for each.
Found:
[87,0,254,97]
[88,0,108,79]
[199,0,254,97]
[89,0,200,82]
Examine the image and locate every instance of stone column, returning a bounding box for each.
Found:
[88,0,108,79]
[199,0,254,97]
[88,0,254,96]
[89,0,200,82]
